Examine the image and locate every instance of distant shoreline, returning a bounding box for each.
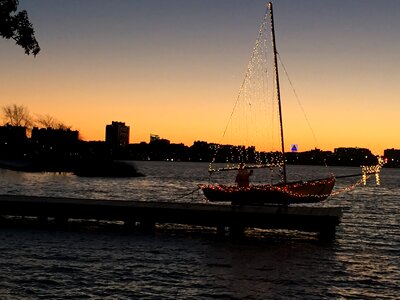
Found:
[0,159,145,177]
[0,158,396,176]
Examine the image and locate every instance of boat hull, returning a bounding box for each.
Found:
[200,177,335,205]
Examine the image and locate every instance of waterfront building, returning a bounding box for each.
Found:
[0,125,28,158]
[384,148,400,167]
[150,134,160,143]
[0,125,27,145]
[105,121,130,147]
[31,127,79,145]
[331,147,377,166]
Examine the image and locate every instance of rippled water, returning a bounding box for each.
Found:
[0,162,399,299]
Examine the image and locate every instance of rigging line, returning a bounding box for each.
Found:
[276,52,333,175]
[330,177,366,196]
[219,45,256,143]
[277,52,333,175]
[220,15,268,143]
[277,53,319,147]
[176,187,201,200]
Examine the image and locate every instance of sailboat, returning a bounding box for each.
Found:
[200,2,335,205]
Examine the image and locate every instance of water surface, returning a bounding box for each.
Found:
[0,162,398,299]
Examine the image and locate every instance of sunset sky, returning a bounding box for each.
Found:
[1,0,399,155]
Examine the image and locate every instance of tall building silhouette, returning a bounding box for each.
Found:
[105,121,130,147]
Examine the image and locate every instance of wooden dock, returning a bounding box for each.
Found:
[0,194,342,239]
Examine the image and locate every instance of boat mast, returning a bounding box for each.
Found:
[268,2,287,183]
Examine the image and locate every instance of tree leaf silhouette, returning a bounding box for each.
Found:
[0,0,40,56]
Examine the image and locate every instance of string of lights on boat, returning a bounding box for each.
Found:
[211,6,281,160]
[204,155,384,199]
[202,173,376,200]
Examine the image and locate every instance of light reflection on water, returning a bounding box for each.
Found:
[0,162,399,299]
